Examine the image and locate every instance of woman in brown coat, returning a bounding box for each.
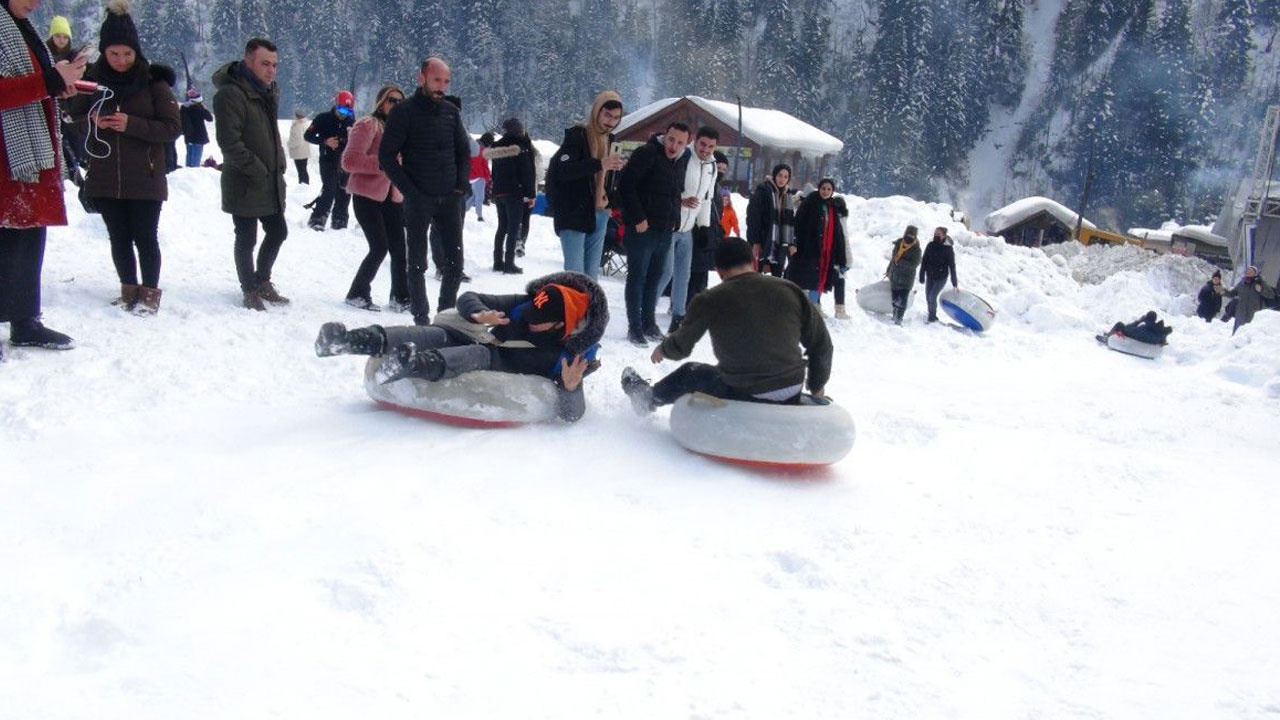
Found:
[68,0,180,314]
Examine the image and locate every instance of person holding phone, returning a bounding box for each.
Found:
[45,17,87,181]
[547,90,625,280]
[0,0,89,356]
[68,0,181,315]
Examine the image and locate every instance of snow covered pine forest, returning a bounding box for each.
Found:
[4,1,1280,719]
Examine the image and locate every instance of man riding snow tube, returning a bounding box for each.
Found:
[316,271,608,422]
[1097,310,1172,346]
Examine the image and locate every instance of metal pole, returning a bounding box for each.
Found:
[734,94,743,192]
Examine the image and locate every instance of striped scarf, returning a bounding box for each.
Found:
[0,7,58,183]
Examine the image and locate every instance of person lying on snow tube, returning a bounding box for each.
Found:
[620,237,833,412]
[316,271,608,422]
[1097,310,1172,346]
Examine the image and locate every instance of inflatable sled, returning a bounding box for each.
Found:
[1097,333,1165,360]
[668,392,855,470]
[855,280,915,315]
[363,356,560,427]
[939,288,997,331]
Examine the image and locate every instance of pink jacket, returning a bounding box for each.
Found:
[341,116,402,203]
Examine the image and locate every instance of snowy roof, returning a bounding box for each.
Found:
[616,96,844,157]
[1128,227,1173,244]
[983,196,1095,235]
[1170,225,1229,247]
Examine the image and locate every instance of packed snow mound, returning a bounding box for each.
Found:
[1205,313,1280,396]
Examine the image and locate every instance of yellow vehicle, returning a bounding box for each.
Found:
[1077,227,1131,246]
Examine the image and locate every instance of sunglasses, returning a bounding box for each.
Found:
[385,96,403,105]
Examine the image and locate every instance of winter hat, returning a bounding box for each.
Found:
[1211,270,1222,279]
[502,117,525,137]
[186,88,203,102]
[1142,310,1157,323]
[98,0,143,58]
[905,225,918,239]
[49,15,72,41]
[335,90,354,108]
[524,284,589,337]
[713,150,728,165]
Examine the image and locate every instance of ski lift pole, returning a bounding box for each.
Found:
[180,51,192,93]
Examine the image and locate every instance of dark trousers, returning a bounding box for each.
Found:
[520,202,531,243]
[349,195,407,304]
[405,193,464,323]
[688,270,708,301]
[624,226,673,330]
[383,325,493,378]
[890,284,910,321]
[0,227,46,323]
[430,194,468,272]
[924,275,947,320]
[652,361,799,407]
[294,158,309,185]
[493,195,524,267]
[232,213,288,292]
[96,197,163,288]
[310,157,349,227]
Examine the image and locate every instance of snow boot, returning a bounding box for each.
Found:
[256,281,291,306]
[315,322,386,357]
[620,366,656,415]
[834,304,850,319]
[379,342,445,384]
[668,315,683,334]
[242,290,266,312]
[112,283,140,310]
[627,326,648,347]
[9,318,75,350]
[135,286,162,315]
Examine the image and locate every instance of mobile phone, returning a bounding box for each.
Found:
[609,142,622,156]
[73,80,99,93]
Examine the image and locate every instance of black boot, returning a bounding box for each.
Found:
[620,366,655,415]
[642,322,663,342]
[315,322,386,357]
[627,326,648,347]
[9,319,75,350]
[380,342,446,384]
[668,315,683,334]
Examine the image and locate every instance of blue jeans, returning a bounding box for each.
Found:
[185,143,204,167]
[624,226,672,330]
[559,208,609,280]
[657,229,693,317]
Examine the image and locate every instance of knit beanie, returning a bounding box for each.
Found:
[98,0,143,58]
[524,284,589,337]
[49,15,72,40]
[905,225,918,239]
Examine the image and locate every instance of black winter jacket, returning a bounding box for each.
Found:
[746,180,786,258]
[489,134,536,199]
[1196,282,1223,321]
[617,134,683,232]
[787,192,849,292]
[919,237,958,285]
[379,89,471,200]
[305,109,353,164]
[180,102,212,144]
[549,125,614,234]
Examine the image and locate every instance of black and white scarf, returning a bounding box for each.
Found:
[0,6,58,183]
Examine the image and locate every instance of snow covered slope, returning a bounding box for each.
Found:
[2,171,1278,719]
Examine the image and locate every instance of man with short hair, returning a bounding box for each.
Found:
[212,37,290,311]
[658,125,718,333]
[617,122,691,346]
[305,89,355,231]
[621,238,832,412]
[378,58,472,325]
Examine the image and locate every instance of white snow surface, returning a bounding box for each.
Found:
[617,95,844,157]
[3,171,1280,719]
[983,194,1097,235]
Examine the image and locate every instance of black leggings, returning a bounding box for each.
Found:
[96,197,162,287]
[349,195,407,303]
[232,213,288,292]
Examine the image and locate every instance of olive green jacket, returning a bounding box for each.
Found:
[212,61,286,217]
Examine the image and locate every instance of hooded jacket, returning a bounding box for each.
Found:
[487,134,536,199]
[548,90,621,234]
[211,60,287,217]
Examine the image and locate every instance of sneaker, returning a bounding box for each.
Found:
[643,324,663,342]
[620,366,655,415]
[627,327,648,347]
[8,319,75,350]
[516,241,526,258]
[834,305,851,320]
[386,298,411,313]
[331,221,347,231]
[242,291,266,311]
[256,281,291,305]
[344,297,382,312]
[308,218,326,231]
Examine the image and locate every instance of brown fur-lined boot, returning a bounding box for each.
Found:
[136,286,162,315]
[112,283,140,310]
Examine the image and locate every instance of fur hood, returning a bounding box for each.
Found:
[149,63,176,87]
[524,271,609,356]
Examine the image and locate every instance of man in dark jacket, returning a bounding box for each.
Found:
[617,122,691,346]
[885,225,922,325]
[180,88,212,167]
[305,90,354,231]
[379,57,472,325]
[212,38,290,311]
[486,117,536,274]
[314,271,608,423]
[621,238,832,413]
[1098,310,1172,345]
[1196,270,1225,322]
[919,226,958,322]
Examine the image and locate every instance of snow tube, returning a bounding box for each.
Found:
[939,288,997,331]
[1101,333,1165,360]
[363,356,560,427]
[668,392,855,469]
[855,280,915,315]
